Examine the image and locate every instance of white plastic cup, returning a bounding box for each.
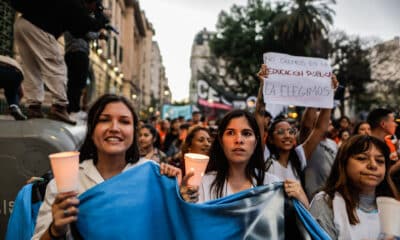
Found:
[184,153,209,186]
[49,151,80,193]
[377,196,400,237]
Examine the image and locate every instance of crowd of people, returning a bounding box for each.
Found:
[2,1,399,235]
[24,61,400,239]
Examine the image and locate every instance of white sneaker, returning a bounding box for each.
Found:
[69,111,87,124]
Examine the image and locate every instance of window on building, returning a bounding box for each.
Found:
[113,36,118,58]
[119,46,123,63]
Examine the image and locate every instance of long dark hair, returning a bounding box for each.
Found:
[140,124,161,149]
[352,121,370,135]
[267,118,304,184]
[323,135,393,225]
[180,126,210,175]
[79,94,140,164]
[206,109,265,198]
[181,126,210,155]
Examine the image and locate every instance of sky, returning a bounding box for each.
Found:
[139,0,399,101]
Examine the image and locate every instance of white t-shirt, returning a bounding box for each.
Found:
[266,145,306,181]
[198,171,281,203]
[332,192,380,240]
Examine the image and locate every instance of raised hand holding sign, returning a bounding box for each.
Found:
[263,52,334,108]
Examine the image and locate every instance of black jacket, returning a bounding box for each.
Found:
[12,0,105,39]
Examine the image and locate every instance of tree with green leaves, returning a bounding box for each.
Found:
[273,0,335,56]
[329,31,372,115]
[205,0,336,97]
[207,0,284,97]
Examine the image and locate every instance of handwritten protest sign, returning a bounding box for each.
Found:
[263,52,333,108]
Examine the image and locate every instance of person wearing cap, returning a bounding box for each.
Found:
[0,55,27,120]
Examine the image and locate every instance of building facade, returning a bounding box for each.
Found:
[0,0,170,119]
[189,29,255,119]
[88,0,166,116]
[367,36,400,109]
[151,41,171,112]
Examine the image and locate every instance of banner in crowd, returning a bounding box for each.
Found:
[263,52,334,108]
[197,79,233,110]
[74,162,331,240]
[162,104,192,120]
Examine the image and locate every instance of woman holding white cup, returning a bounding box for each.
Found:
[32,94,181,240]
[179,110,310,205]
[178,126,211,202]
[309,135,396,240]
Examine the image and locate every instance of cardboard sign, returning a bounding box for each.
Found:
[263,52,334,108]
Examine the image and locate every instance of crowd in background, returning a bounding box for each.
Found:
[22,84,400,239]
[141,107,400,171]
[132,65,400,239]
[2,0,399,238]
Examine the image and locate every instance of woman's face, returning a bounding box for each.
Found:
[358,123,371,135]
[340,118,350,129]
[171,120,180,131]
[138,127,154,150]
[221,116,257,165]
[341,130,350,141]
[189,130,211,155]
[92,102,134,159]
[346,144,386,194]
[269,121,296,152]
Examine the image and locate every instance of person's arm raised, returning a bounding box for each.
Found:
[299,107,317,144]
[302,75,338,161]
[255,64,268,117]
[255,64,269,149]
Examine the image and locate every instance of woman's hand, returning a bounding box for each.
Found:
[284,179,309,208]
[50,191,79,237]
[257,64,269,83]
[179,171,199,203]
[160,162,182,186]
[26,176,44,184]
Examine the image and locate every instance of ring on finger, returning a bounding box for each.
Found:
[63,209,70,217]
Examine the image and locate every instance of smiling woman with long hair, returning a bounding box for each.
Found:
[32,94,181,240]
[179,126,211,175]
